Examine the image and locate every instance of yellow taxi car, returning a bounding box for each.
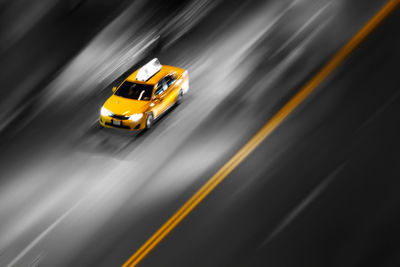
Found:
[99,58,189,131]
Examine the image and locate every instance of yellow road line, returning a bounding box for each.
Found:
[122,1,400,266]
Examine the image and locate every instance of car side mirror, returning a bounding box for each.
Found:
[154,94,161,100]
[112,86,117,93]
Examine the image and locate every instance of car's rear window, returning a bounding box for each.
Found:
[115,82,153,101]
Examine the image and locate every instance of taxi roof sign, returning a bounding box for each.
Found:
[136,58,162,82]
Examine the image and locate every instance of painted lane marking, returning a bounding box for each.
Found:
[122,1,400,266]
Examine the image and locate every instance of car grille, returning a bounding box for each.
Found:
[111,114,129,120]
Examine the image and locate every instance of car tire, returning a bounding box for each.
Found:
[176,89,183,105]
[145,112,154,130]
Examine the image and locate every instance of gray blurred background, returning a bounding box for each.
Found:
[0,0,400,266]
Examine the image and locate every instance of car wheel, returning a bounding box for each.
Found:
[145,112,154,130]
[176,89,183,105]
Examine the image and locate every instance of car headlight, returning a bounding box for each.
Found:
[129,113,143,122]
[101,106,113,117]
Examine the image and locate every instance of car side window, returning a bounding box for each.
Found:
[155,79,167,95]
[165,74,177,87]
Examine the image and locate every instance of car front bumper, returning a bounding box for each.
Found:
[99,115,145,131]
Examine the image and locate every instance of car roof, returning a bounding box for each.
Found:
[126,65,180,86]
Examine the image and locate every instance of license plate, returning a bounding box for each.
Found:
[112,120,121,126]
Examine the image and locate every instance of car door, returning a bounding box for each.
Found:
[152,78,169,118]
[163,74,179,108]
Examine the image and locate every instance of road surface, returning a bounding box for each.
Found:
[0,0,399,266]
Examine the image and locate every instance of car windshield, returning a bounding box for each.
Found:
[115,82,153,101]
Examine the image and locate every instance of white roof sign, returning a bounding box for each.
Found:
[136,58,162,82]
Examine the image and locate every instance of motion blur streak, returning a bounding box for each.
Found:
[0,0,399,266]
[122,1,400,266]
[259,162,347,247]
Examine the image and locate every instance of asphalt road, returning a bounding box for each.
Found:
[0,0,399,266]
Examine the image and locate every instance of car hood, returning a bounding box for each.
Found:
[104,95,150,115]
